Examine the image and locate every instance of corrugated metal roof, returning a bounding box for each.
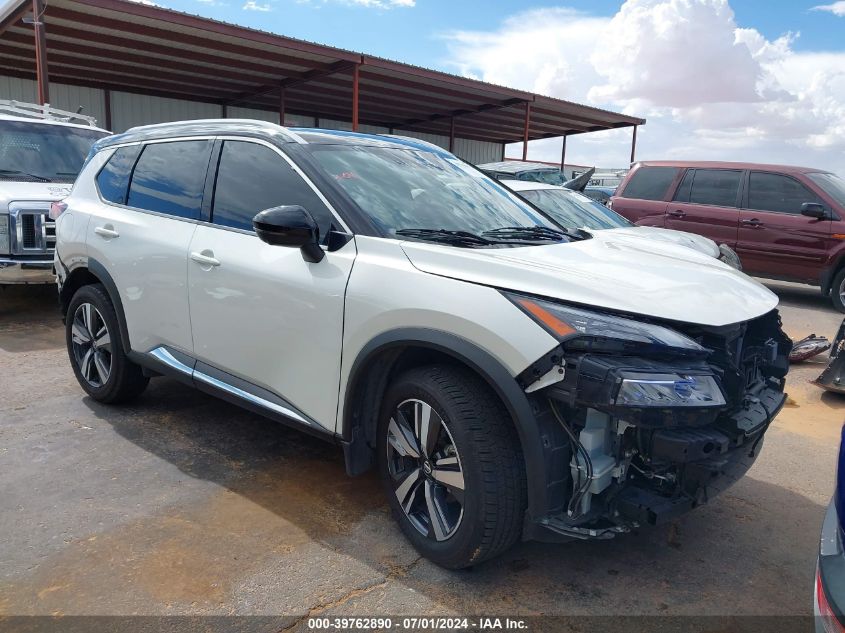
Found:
[0,0,645,144]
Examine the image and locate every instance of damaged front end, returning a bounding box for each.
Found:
[508,293,791,540]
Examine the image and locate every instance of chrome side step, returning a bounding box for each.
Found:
[148,346,310,426]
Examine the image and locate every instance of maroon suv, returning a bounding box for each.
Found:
[610,161,845,311]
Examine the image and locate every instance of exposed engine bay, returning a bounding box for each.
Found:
[516,306,791,540]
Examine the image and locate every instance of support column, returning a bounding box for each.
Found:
[630,125,638,164]
[449,116,455,153]
[279,86,286,126]
[32,0,49,105]
[522,101,531,161]
[560,135,567,172]
[104,88,112,129]
[351,63,360,131]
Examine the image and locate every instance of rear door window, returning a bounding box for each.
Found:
[688,169,742,207]
[126,140,212,220]
[211,140,334,239]
[748,172,824,214]
[620,166,679,200]
[96,145,141,205]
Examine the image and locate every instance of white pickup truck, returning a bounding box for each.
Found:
[0,100,109,283]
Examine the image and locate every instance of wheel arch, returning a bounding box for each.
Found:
[60,258,132,355]
[340,328,554,521]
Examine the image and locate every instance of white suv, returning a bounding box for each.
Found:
[0,100,109,283]
[55,120,791,568]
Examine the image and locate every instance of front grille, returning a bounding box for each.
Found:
[20,214,37,248]
[9,203,54,255]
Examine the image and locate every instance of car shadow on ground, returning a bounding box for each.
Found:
[79,376,823,617]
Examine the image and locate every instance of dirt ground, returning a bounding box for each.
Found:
[0,280,842,629]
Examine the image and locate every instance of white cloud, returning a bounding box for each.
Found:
[444,0,845,175]
[243,0,270,9]
[812,1,845,16]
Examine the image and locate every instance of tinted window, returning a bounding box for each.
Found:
[749,172,823,214]
[673,169,694,202]
[0,120,107,183]
[212,141,335,238]
[620,166,679,201]
[96,145,141,204]
[126,140,211,219]
[809,172,845,208]
[688,169,741,207]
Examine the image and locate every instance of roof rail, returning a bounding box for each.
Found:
[0,100,99,127]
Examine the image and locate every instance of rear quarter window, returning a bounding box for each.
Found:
[620,166,679,201]
[96,145,141,205]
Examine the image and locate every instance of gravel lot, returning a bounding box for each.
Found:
[0,280,842,629]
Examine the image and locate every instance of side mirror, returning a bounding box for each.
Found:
[801,202,827,219]
[253,205,324,263]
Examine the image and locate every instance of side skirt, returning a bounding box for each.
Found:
[128,346,336,443]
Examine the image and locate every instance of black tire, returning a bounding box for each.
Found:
[65,284,148,404]
[377,364,526,569]
[831,268,845,313]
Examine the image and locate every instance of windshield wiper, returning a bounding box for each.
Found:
[0,169,51,182]
[395,228,494,247]
[482,226,577,242]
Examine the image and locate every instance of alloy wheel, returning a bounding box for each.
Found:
[71,302,112,387]
[386,398,465,541]
[839,277,845,306]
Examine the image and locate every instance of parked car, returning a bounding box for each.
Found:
[55,121,791,569]
[478,160,565,185]
[610,161,845,311]
[505,180,742,268]
[816,424,845,632]
[0,100,110,284]
[583,186,616,206]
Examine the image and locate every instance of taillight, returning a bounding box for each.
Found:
[817,567,845,633]
[49,201,68,220]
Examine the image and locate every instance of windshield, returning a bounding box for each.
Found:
[519,170,565,185]
[518,188,632,230]
[808,172,845,208]
[309,146,558,236]
[0,121,107,183]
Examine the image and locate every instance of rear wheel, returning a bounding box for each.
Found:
[66,284,148,403]
[831,268,845,313]
[377,365,526,569]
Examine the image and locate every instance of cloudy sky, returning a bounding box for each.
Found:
[153,0,845,173]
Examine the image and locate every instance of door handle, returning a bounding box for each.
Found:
[94,225,119,239]
[741,218,764,228]
[190,251,221,267]
[667,210,686,219]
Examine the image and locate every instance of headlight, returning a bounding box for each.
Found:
[718,244,742,270]
[505,292,705,356]
[616,372,725,408]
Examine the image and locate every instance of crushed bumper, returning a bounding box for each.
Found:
[0,258,55,284]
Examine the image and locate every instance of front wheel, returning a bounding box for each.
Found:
[66,284,149,403]
[377,365,526,569]
[832,268,845,313]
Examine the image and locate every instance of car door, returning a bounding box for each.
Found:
[187,138,355,433]
[736,170,831,282]
[85,138,212,355]
[664,168,741,247]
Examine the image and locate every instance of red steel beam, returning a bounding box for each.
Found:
[279,86,285,124]
[226,60,356,106]
[351,62,359,132]
[32,0,49,104]
[560,135,567,170]
[522,101,531,161]
[630,124,638,164]
[449,117,455,152]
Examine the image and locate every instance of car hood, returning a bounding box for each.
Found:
[0,182,73,211]
[601,226,720,258]
[400,234,777,327]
